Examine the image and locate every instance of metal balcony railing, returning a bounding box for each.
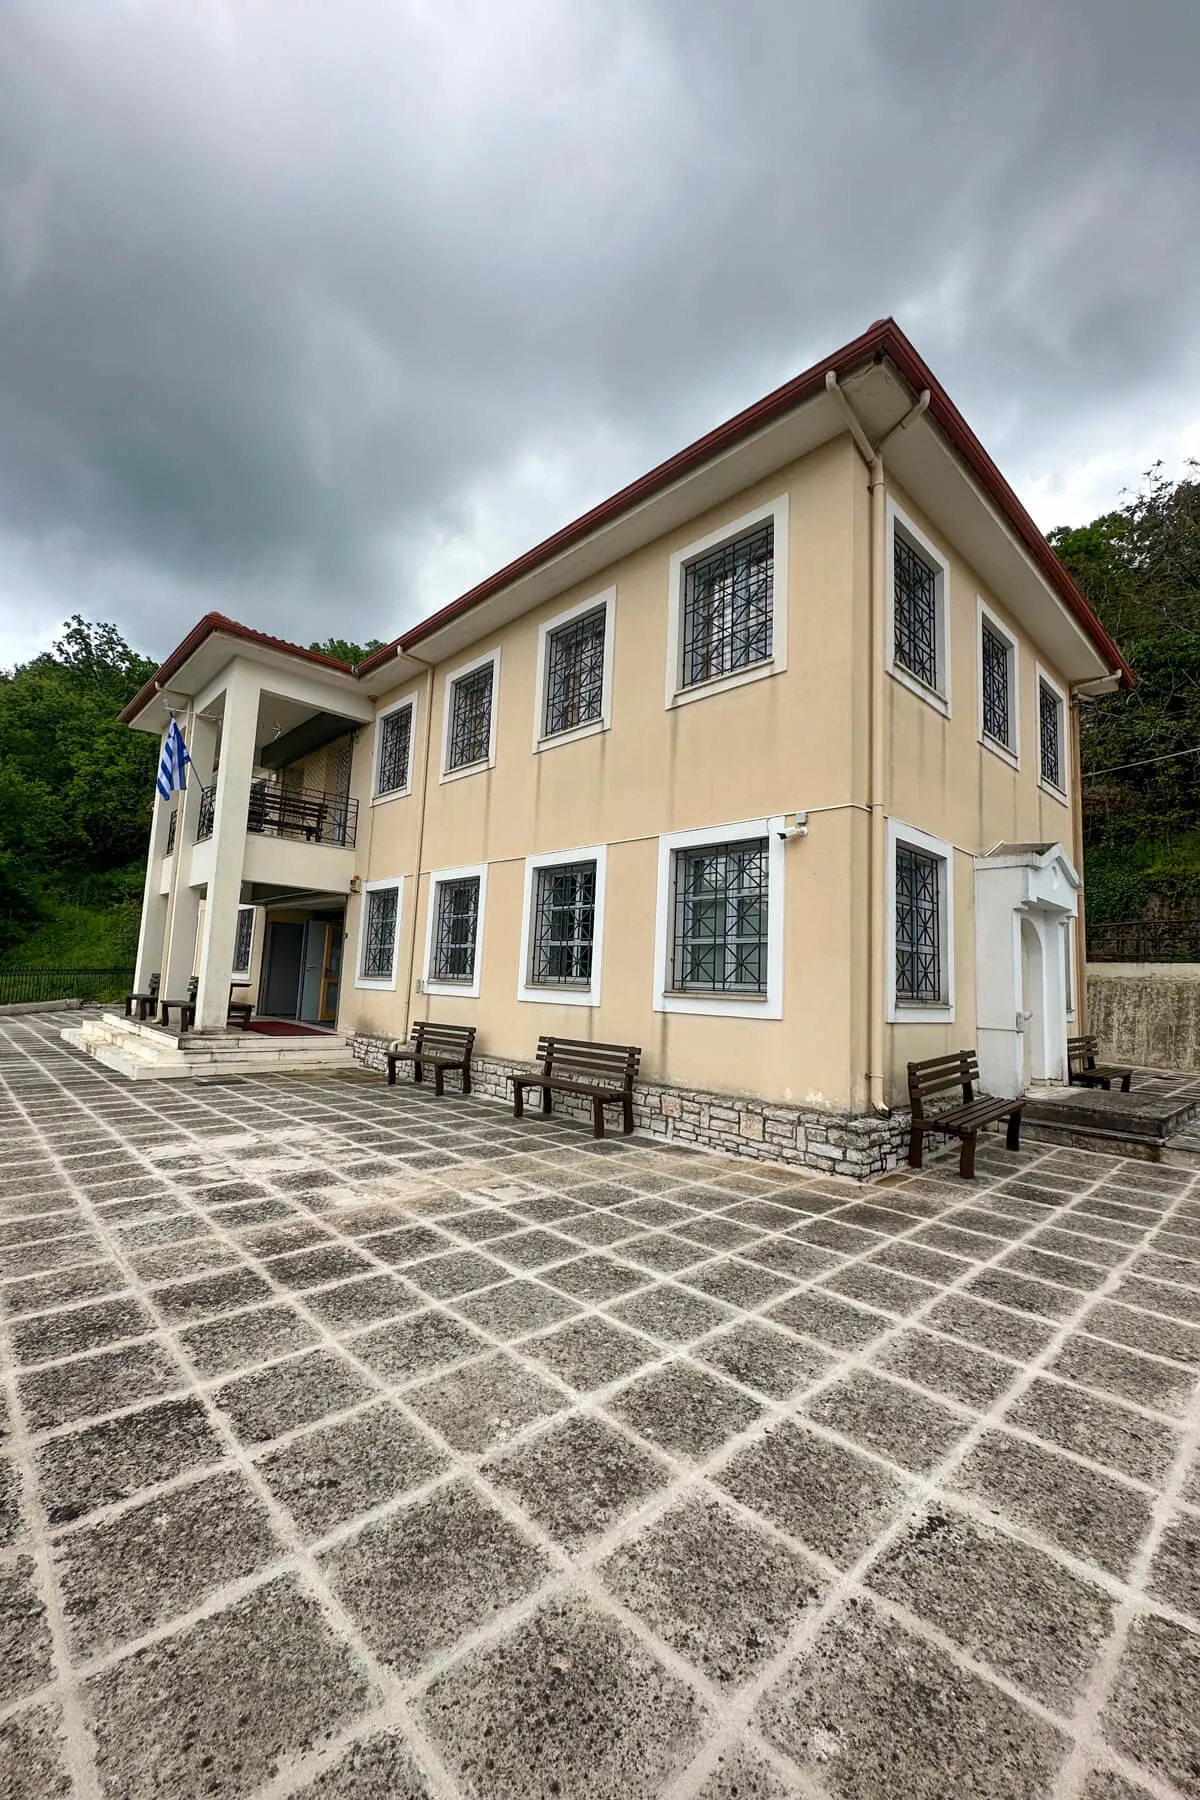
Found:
[1087,919,1200,963]
[193,781,357,849]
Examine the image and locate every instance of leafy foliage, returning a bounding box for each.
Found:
[309,636,385,665]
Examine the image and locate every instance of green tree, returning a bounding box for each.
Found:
[309,635,386,665]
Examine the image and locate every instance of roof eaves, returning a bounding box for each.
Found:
[118,614,355,726]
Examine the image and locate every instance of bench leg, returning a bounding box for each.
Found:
[1120,1073,1132,1093]
[413,1059,423,1085]
[622,1094,634,1135]
[434,1065,445,1098]
[542,1085,553,1116]
[386,1057,397,1086]
[1006,1109,1022,1151]
[462,1063,472,1096]
[512,1081,524,1119]
[592,1097,605,1139]
[959,1132,977,1180]
[907,1124,924,1169]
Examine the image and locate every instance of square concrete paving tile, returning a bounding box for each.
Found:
[952,1430,1155,1577]
[18,1340,184,1432]
[491,1228,580,1270]
[1104,1611,1200,1798]
[0,1453,22,1547]
[291,1729,434,1797]
[695,1740,794,1799]
[1147,1511,1200,1623]
[420,1593,707,1799]
[740,1235,839,1282]
[820,1262,937,1318]
[868,1507,1114,1707]
[405,1250,510,1301]
[262,1246,380,1291]
[0,1559,54,1705]
[600,1494,824,1690]
[716,1418,911,1566]
[366,1226,452,1266]
[321,1480,548,1677]
[767,1290,891,1353]
[1083,1299,1200,1367]
[0,1260,128,1320]
[8,1296,156,1366]
[1080,1772,1157,1800]
[695,1319,833,1400]
[607,1283,734,1345]
[803,1368,971,1473]
[870,1328,1016,1410]
[486,1412,669,1548]
[683,1258,797,1311]
[405,1352,567,1454]
[1048,1334,1197,1418]
[1004,1377,1181,1484]
[618,1231,712,1274]
[545,1254,648,1303]
[150,1267,276,1325]
[0,1704,73,1800]
[255,1402,447,1537]
[924,1292,1058,1360]
[177,1301,323,1378]
[35,1396,225,1524]
[757,1598,1068,1798]
[55,1469,282,1657]
[523,1314,659,1391]
[606,1362,762,1461]
[351,1311,488,1383]
[452,1278,581,1338]
[213,1349,376,1446]
[85,1575,374,1800]
[305,1274,421,1333]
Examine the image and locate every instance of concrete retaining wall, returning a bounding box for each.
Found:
[0,998,85,1017]
[1088,964,1200,1073]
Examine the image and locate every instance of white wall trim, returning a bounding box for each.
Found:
[532,587,616,753]
[421,862,489,999]
[886,817,956,1024]
[663,496,789,710]
[976,595,1020,770]
[886,498,951,718]
[652,817,785,1019]
[354,875,405,991]
[516,843,608,1006]
[371,692,417,804]
[439,649,500,783]
[1035,661,1070,805]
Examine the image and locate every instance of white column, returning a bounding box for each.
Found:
[159,711,216,1006]
[132,725,173,990]
[194,666,259,1032]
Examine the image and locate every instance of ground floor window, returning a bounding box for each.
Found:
[887,821,954,1021]
[358,882,401,986]
[232,906,255,979]
[423,865,488,997]
[530,861,596,984]
[672,839,768,993]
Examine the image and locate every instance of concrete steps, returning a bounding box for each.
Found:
[1021,1083,1198,1162]
[63,1013,355,1081]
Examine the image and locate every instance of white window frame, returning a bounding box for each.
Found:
[421,862,488,999]
[976,597,1020,769]
[371,693,417,804]
[355,876,405,992]
[886,499,951,717]
[664,496,789,710]
[440,649,500,783]
[1036,663,1069,804]
[517,844,608,1006]
[653,817,785,1019]
[886,818,955,1024]
[532,587,616,752]
[231,905,256,980]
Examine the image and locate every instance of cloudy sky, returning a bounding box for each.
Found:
[1,0,1197,668]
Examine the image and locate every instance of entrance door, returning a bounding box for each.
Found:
[1020,915,1045,1086]
[262,922,304,1018]
[319,921,343,1025]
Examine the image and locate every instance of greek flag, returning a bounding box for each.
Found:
[156,717,191,801]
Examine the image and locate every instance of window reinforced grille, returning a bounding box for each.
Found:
[543,608,606,736]
[165,810,178,855]
[981,624,1011,746]
[447,666,493,770]
[895,846,943,1003]
[376,706,412,795]
[894,533,939,688]
[360,886,398,981]
[529,862,596,984]
[671,839,768,993]
[432,878,480,982]
[232,907,254,977]
[681,523,773,689]
[1039,681,1063,788]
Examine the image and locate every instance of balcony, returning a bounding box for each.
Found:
[195,782,358,849]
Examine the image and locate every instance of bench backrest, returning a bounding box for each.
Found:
[186,975,198,1001]
[412,1021,476,1060]
[148,973,160,995]
[535,1035,641,1087]
[907,1050,979,1118]
[1067,1034,1098,1071]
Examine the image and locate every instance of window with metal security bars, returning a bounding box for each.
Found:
[447,666,493,771]
[895,846,943,1003]
[1039,680,1063,789]
[893,532,940,689]
[981,623,1012,746]
[431,878,480,982]
[543,609,606,737]
[232,907,254,977]
[529,862,596,985]
[671,840,768,993]
[376,705,412,795]
[360,886,398,981]
[681,524,773,689]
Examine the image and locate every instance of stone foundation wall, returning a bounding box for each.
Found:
[347,1033,912,1180]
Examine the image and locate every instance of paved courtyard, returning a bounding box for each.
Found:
[1,1014,1199,1800]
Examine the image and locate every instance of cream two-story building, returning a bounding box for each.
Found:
[111,319,1131,1174]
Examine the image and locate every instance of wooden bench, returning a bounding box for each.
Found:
[511,1036,640,1139]
[907,1050,1023,1180]
[161,978,255,1034]
[1068,1034,1132,1093]
[387,1022,476,1096]
[124,973,159,1021]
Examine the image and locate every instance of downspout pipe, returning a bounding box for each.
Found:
[825,371,930,1116]
[399,657,436,1041]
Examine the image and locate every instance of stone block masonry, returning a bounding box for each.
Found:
[348,1034,911,1179]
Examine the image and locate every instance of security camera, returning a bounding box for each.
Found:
[776,811,809,841]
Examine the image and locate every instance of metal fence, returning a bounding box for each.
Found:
[0,967,134,1007]
[1087,921,1200,964]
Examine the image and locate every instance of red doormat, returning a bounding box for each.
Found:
[244,1020,329,1037]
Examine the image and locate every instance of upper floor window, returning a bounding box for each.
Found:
[888,503,949,712]
[672,838,768,995]
[358,881,402,987]
[887,820,954,1021]
[529,860,596,985]
[374,700,413,798]
[442,652,499,778]
[1038,670,1067,796]
[545,609,606,737]
[978,601,1018,764]
[682,523,773,689]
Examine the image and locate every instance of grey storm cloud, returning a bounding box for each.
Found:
[0,0,1198,664]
